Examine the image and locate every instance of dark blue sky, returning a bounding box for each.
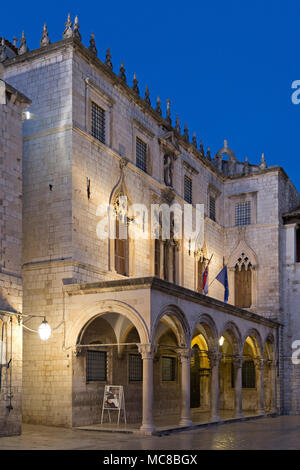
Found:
[2,1,300,190]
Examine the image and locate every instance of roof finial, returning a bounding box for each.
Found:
[206,147,211,161]
[132,73,139,94]
[199,140,204,157]
[192,131,197,148]
[166,98,171,124]
[175,115,181,133]
[224,139,228,148]
[89,32,97,55]
[183,123,189,142]
[18,31,28,55]
[259,152,267,169]
[156,96,162,115]
[119,61,126,82]
[144,85,151,105]
[0,38,7,62]
[105,48,113,69]
[40,23,50,47]
[63,13,73,39]
[73,15,81,41]
[12,37,18,48]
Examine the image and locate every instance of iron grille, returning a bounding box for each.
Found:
[91,102,105,144]
[136,137,147,172]
[231,359,256,388]
[235,201,251,226]
[129,354,143,382]
[184,175,192,204]
[162,356,176,381]
[209,196,216,221]
[86,350,107,382]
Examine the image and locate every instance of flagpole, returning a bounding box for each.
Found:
[208,264,228,288]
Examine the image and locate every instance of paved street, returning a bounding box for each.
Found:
[0,415,300,450]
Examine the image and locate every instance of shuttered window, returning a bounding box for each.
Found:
[209,197,216,221]
[184,176,192,204]
[91,102,105,144]
[235,264,252,308]
[86,350,107,382]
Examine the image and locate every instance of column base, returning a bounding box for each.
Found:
[179,418,193,427]
[139,424,156,435]
[210,414,221,423]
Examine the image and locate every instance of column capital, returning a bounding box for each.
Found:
[232,355,244,369]
[138,343,158,360]
[178,348,192,362]
[207,351,222,368]
[255,357,265,370]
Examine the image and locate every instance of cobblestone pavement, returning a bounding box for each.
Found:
[0,416,300,450]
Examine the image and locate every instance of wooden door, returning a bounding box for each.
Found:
[235,264,251,308]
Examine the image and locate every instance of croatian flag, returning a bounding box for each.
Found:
[202,267,209,295]
[216,266,229,303]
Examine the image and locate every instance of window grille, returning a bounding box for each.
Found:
[184,175,192,204]
[209,197,216,221]
[91,102,105,144]
[231,359,256,388]
[162,356,176,381]
[128,354,143,382]
[86,350,107,382]
[235,201,251,226]
[136,137,147,172]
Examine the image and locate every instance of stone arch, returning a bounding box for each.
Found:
[228,240,258,270]
[242,328,263,357]
[66,299,150,349]
[151,304,191,346]
[219,321,243,355]
[191,313,218,351]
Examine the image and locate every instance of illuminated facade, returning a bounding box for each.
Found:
[0,17,299,436]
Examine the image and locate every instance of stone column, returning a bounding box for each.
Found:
[208,352,222,422]
[255,358,265,415]
[233,356,244,418]
[138,343,157,434]
[270,360,277,413]
[179,348,193,426]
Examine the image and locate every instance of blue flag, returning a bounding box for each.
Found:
[216,266,229,303]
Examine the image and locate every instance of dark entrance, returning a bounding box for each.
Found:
[190,344,200,408]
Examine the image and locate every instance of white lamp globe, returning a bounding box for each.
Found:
[219,335,224,346]
[38,320,51,341]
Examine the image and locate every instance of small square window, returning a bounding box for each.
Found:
[209,196,216,221]
[91,102,105,144]
[128,354,143,382]
[235,201,251,226]
[136,137,147,172]
[86,350,107,382]
[184,176,192,204]
[162,356,176,381]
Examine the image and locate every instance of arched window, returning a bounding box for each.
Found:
[235,253,252,308]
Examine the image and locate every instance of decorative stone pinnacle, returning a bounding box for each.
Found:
[73,15,81,41]
[259,152,267,169]
[105,48,113,69]
[166,98,171,124]
[89,32,97,55]
[224,139,228,148]
[183,123,189,142]
[18,31,29,55]
[192,132,197,147]
[206,147,211,161]
[156,96,162,115]
[199,140,204,157]
[132,73,139,94]
[13,37,18,48]
[119,61,126,82]
[40,23,50,48]
[63,13,73,39]
[144,85,151,105]
[175,115,181,133]
[0,38,7,62]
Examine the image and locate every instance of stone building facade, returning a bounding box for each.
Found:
[0,18,299,435]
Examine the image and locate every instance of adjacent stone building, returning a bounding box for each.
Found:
[0,17,299,436]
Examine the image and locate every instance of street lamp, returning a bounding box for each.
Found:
[38,318,51,341]
[219,336,224,346]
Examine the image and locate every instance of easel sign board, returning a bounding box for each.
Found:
[101,385,126,425]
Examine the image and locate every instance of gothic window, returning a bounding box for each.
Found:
[209,196,216,222]
[235,201,251,226]
[86,350,107,382]
[128,354,143,382]
[296,227,300,262]
[136,137,147,173]
[91,102,105,144]
[162,356,176,381]
[115,216,129,276]
[184,175,192,204]
[235,253,252,308]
